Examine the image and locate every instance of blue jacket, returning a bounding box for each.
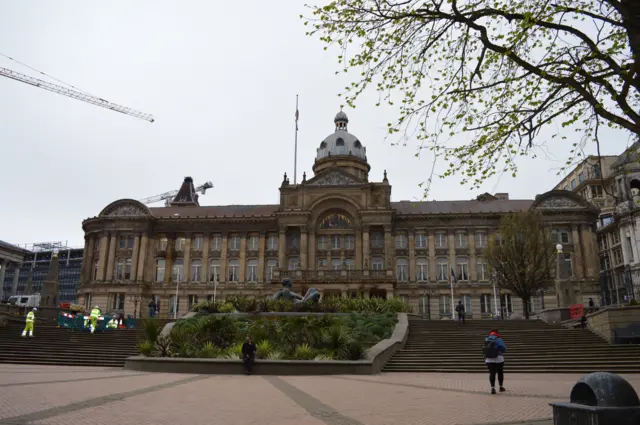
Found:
[487,334,507,354]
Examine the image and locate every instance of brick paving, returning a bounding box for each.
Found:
[0,364,638,425]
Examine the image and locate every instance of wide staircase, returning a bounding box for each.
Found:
[0,319,170,368]
[383,317,640,373]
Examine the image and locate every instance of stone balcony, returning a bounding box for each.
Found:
[271,269,396,284]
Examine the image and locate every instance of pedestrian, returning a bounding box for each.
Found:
[107,315,119,329]
[483,328,507,394]
[22,308,36,337]
[148,300,156,318]
[456,301,466,325]
[89,305,101,334]
[241,336,256,375]
[580,315,587,329]
[588,297,595,313]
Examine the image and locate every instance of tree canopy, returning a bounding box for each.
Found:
[305,0,640,194]
[484,211,555,318]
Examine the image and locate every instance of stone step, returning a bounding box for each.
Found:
[382,366,640,373]
[0,358,125,367]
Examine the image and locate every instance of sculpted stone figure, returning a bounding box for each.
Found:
[271,279,322,304]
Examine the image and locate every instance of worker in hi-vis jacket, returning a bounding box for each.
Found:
[22,308,36,337]
[107,315,118,329]
[89,305,101,334]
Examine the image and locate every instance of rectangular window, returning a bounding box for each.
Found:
[267,235,278,250]
[247,260,258,282]
[331,258,342,270]
[460,294,471,314]
[396,258,408,281]
[552,228,570,244]
[395,234,408,249]
[331,235,341,250]
[591,185,603,198]
[229,235,241,251]
[627,236,635,262]
[570,179,576,189]
[175,237,185,251]
[480,294,493,314]
[266,259,277,280]
[416,258,428,282]
[578,172,585,183]
[317,258,327,269]
[344,258,355,270]
[211,234,222,251]
[439,295,451,315]
[209,260,220,282]
[456,257,469,281]
[92,260,99,280]
[370,232,384,249]
[559,253,573,278]
[476,259,489,281]
[157,237,168,251]
[191,259,202,282]
[415,233,427,249]
[287,234,300,249]
[287,257,299,271]
[172,259,184,282]
[111,293,125,311]
[613,247,623,265]
[455,232,468,248]
[435,232,447,248]
[475,231,487,248]
[228,259,239,281]
[344,235,355,250]
[248,235,260,251]
[169,295,179,314]
[192,236,204,250]
[155,258,165,282]
[437,259,448,281]
[188,295,198,309]
[119,236,134,249]
[372,256,383,270]
[317,236,329,250]
[612,231,620,245]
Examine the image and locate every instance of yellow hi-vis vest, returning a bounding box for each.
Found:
[90,308,101,319]
[26,312,35,323]
[107,319,118,328]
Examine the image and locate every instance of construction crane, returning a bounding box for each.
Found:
[140,181,214,206]
[0,66,154,122]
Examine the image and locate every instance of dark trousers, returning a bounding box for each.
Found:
[457,313,465,325]
[487,362,504,388]
[243,355,254,374]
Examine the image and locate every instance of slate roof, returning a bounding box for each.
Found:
[146,199,533,218]
[0,240,30,253]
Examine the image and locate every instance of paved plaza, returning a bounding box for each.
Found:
[1,365,639,425]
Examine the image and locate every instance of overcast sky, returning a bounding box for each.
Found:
[0,1,633,248]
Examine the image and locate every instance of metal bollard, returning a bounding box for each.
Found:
[550,372,640,425]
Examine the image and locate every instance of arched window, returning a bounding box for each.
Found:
[320,141,327,149]
[354,140,362,148]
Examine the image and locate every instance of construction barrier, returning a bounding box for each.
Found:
[569,303,585,320]
[57,312,133,331]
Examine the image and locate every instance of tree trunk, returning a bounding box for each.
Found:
[522,297,530,320]
[619,0,640,90]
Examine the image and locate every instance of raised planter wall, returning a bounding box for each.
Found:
[539,308,572,325]
[127,313,409,375]
[586,306,640,343]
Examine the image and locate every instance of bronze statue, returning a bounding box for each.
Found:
[271,278,321,304]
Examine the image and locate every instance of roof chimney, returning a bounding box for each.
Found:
[170,176,200,207]
[494,193,509,200]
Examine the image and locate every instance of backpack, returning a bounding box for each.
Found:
[483,337,500,358]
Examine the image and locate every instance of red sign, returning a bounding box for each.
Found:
[569,304,585,320]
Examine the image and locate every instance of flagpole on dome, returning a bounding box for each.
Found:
[294,94,299,184]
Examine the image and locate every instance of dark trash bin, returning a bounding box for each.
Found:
[550,372,640,425]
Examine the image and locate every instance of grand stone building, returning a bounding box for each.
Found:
[77,111,601,319]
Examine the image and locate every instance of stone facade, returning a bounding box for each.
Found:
[77,112,601,319]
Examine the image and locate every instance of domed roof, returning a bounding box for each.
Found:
[317,110,366,161]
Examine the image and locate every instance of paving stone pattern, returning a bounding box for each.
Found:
[1,365,639,425]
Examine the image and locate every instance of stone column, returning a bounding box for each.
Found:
[105,233,117,281]
[355,226,362,270]
[0,259,6,292]
[384,225,393,270]
[300,227,308,270]
[239,233,247,282]
[136,233,149,282]
[97,232,109,281]
[309,232,316,270]
[183,236,192,282]
[408,229,416,282]
[428,231,437,281]
[202,235,210,283]
[164,238,174,284]
[580,225,597,279]
[130,234,141,281]
[11,262,21,296]
[278,228,286,269]
[81,236,95,283]
[362,226,370,269]
[220,233,228,283]
[468,229,477,282]
[257,232,265,282]
[571,224,584,279]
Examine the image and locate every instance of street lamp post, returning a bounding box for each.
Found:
[174,280,180,319]
[556,243,563,306]
[128,295,142,319]
[213,272,218,303]
[492,270,499,319]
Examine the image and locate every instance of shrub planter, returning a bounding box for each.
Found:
[126,313,408,375]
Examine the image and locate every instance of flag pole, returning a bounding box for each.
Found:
[294,94,299,185]
[450,268,455,320]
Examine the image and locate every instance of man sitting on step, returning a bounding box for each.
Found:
[107,315,119,329]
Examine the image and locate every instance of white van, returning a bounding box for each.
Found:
[7,294,41,308]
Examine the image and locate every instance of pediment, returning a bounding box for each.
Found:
[99,199,151,217]
[534,196,582,210]
[530,190,598,214]
[306,169,363,187]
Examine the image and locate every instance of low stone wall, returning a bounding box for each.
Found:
[586,306,640,343]
[539,308,572,325]
[127,313,409,375]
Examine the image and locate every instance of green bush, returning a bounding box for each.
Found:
[137,340,155,356]
[293,343,316,360]
[141,318,162,343]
